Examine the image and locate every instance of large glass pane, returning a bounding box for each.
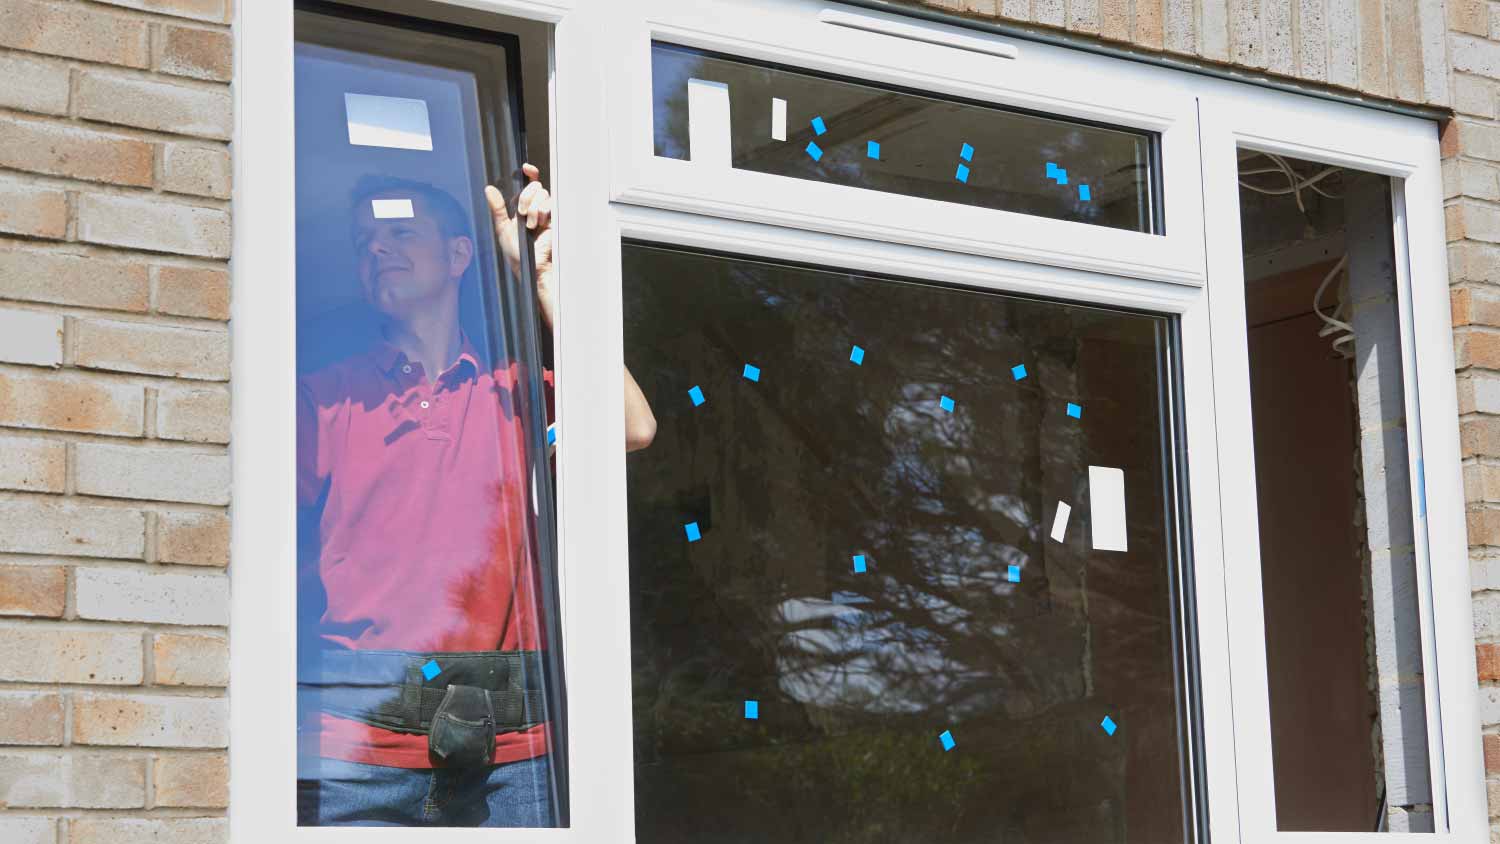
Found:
[651,43,1158,233]
[1238,151,1435,832]
[292,3,566,828]
[623,244,1198,842]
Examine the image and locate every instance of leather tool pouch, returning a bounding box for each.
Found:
[428,684,495,767]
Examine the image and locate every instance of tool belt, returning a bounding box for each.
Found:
[300,649,547,767]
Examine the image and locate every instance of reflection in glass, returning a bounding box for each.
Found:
[623,244,1198,842]
[1239,152,1436,832]
[292,4,564,828]
[652,43,1158,233]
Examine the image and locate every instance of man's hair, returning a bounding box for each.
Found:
[349,175,474,243]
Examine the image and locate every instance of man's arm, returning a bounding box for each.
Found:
[487,166,657,452]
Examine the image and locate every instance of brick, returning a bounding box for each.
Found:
[0,623,144,684]
[75,565,227,625]
[1457,160,1500,201]
[1099,0,1128,40]
[72,317,229,380]
[75,442,228,505]
[1452,242,1500,283]
[1198,0,1230,61]
[0,369,145,436]
[1457,372,1500,414]
[1228,0,1265,69]
[71,818,226,844]
[154,752,227,807]
[0,0,149,68]
[1472,504,1500,544]
[91,0,229,23]
[75,69,231,141]
[0,308,63,367]
[157,384,229,443]
[153,633,227,686]
[161,143,230,199]
[1456,74,1498,118]
[157,509,228,567]
[0,691,64,745]
[154,264,228,320]
[1163,0,1195,55]
[1481,643,1500,681]
[0,566,66,617]
[1067,0,1099,34]
[1452,0,1491,36]
[0,752,146,808]
[1356,0,1388,95]
[0,499,145,559]
[0,436,66,493]
[1462,120,1500,161]
[158,23,232,82]
[1458,328,1500,369]
[77,193,230,259]
[0,817,55,844]
[1486,732,1500,773]
[0,115,154,188]
[1454,33,1500,81]
[0,245,150,312]
[1456,201,1500,244]
[0,175,66,240]
[73,692,227,748]
[1134,0,1164,49]
[0,53,70,116]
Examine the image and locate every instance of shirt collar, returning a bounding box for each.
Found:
[372,334,482,383]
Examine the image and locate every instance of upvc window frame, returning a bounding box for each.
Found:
[230,1,1481,843]
[601,0,1207,287]
[1198,83,1484,844]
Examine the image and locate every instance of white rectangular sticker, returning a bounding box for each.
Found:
[1088,466,1128,552]
[345,93,433,151]
[1049,501,1071,543]
[771,97,788,141]
[687,79,732,168]
[371,198,414,219]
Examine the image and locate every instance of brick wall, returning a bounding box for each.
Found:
[0,1,232,843]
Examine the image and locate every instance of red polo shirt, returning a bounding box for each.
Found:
[297,338,552,768]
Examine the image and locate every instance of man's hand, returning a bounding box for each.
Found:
[486,163,556,328]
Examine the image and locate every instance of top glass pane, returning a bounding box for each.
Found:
[651,43,1159,233]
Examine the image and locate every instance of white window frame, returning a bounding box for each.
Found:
[230,1,1481,842]
[601,0,1207,287]
[1198,85,1485,843]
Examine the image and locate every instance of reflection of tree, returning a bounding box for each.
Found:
[624,245,1182,843]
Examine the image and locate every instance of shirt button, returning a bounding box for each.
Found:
[420,400,431,409]
[402,364,413,374]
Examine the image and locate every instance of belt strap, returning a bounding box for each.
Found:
[300,649,547,736]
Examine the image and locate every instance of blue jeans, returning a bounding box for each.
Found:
[298,756,556,827]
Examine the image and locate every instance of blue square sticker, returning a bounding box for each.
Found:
[743,364,761,382]
[959,142,974,161]
[1046,162,1059,177]
[1079,184,1092,201]
[688,385,705,406]
[1011,364,1027,380]
[745,700,759,719]
[939,730,956,751]
[955,164,970,183]
[866,140,880,159]
[1101,715,1117,736]
[939,395,955,413]
[850,345,865,365]
[806,141,823,161]
[811,116,827,135]
[1007,565,1020,583]
[1066,402,1082,419]
[421,659,441,681]
[546,425,557,446]
[1055,169,1068,185]
[853,554,866,573]
[685,521,702,542]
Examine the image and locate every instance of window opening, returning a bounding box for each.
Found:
[1237,151,1435,833]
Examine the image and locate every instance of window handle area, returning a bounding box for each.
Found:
[818,8,1020,60]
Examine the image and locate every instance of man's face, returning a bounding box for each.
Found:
[352,194,474,318]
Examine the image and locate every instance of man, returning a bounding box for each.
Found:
[297,166,655,827]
